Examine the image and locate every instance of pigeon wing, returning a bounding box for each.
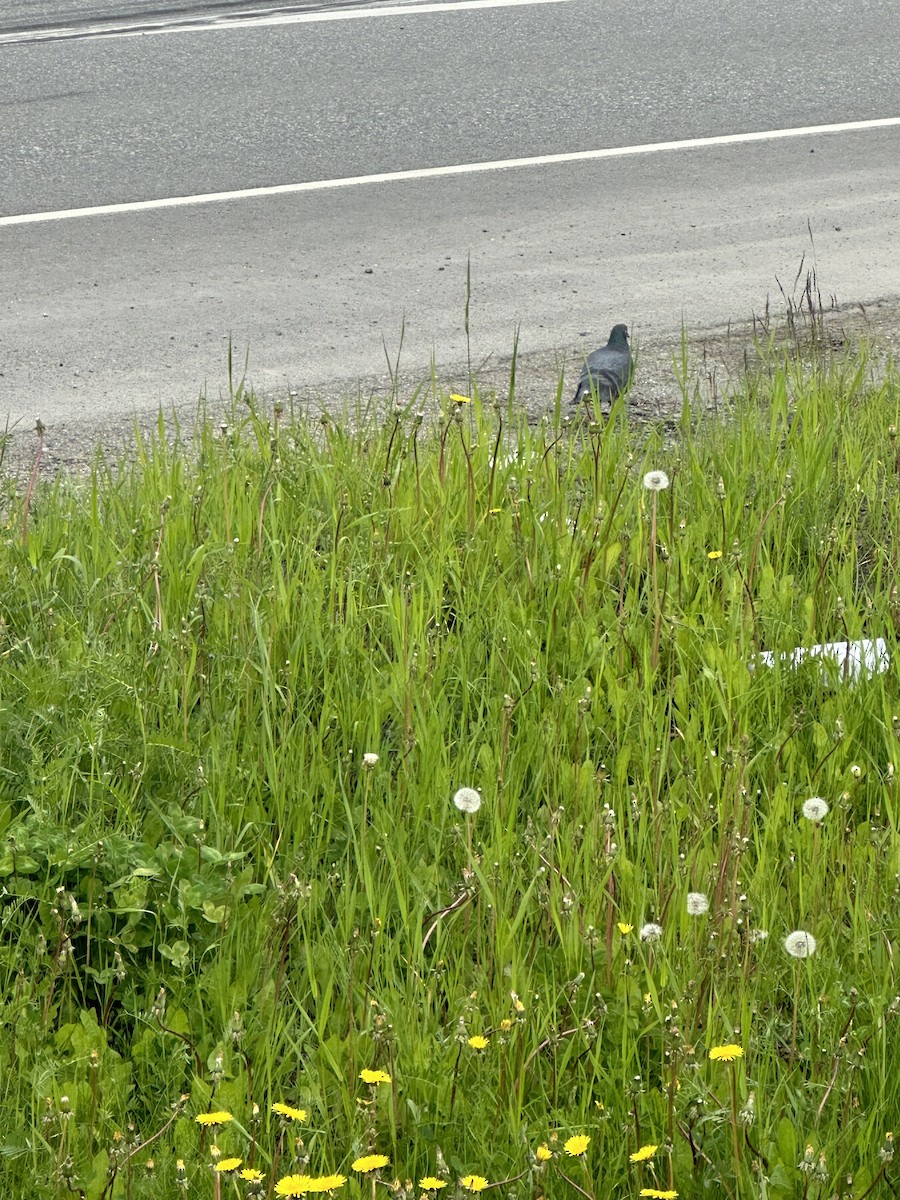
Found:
[573,344,632,404]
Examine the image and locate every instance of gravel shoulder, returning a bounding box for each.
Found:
[3,296,899,485]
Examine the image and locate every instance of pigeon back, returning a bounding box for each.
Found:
[572,325,632,405]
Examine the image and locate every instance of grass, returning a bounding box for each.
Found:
[0,342,899,1200]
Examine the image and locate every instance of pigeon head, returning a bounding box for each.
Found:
[608,323,629,346]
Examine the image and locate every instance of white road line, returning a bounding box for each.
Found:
[4,116,900,229]
[0,0,571,45]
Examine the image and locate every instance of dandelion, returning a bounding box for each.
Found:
[282,1180,345,1190]
[363,753,379,768]
[272,1103,308,1121]
[352,1157,390,1174]
[499,1018,513,1031]
[630,1145,658,1163]
[276,1177,316,1197]
[450,394,472,405]
[643,470,670,492]
[511,992,525,1012]
[639,922,663,942]
[241,1170,266,1182]
[707,550,723,560]
[709,1044,743,1063]
[686,892,709,915]
[564,1134,591,1157]
[798,1146,816,1175]
[802,797,828,821]
[195,1112,233,1126]
[215,1159,243,1173]
[749,929,769,943]
[460,1177,489,1192]
[419,1179,448,1191]
[467,1034,489,1050]
[784,930,817,959]
[283,1178,318,1196]
[535,1145,553,1162]
[640,1191,678,1198]
[617,922,633,934]
[359,1069,392,1085]
[453,787,482,814]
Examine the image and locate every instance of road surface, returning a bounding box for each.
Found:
[2,0,899,441]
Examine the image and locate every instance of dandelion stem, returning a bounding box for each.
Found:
[791,960,801,1064]
[727,1062,743,1175]
[483,1169,528,1190]
[649,489,661,671]
[553,1165,594,1200]
[448,1042,463,1118]
[855,1162,888,1200]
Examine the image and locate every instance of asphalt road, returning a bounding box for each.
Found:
[2,0,900,437]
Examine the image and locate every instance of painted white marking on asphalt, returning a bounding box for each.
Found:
[3,116,900,228]
[0,0,571,45]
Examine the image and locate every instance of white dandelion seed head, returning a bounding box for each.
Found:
[639,922,663,942]
[643,469,670,493]
[453,787,482,814]
[362,752,380,768]
[784,929,817,959]
[686,892,710,916]
[801,796,828,822]
[749,929,769,943]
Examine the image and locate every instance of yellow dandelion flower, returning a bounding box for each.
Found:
[467,1035,489,1050]
[352,1156,390,1174]
[272,1102,308,1121]
[709,1044,743,1063]
[499,1019,513,1031]
[640,1190,678,1199]
[276,1176,314,1196]
[617,922,634,934]
[707,550,723,560]
[461,1177,489,1192]
[195,1111,233,1126]
[535,1145,553,1162]
[450,394,472,405]
[630,1144,658,1163]
[419,1178,448,1190]
[359,1069,392,1085]
[241,1169,266,1182]
[215,1159,243,1173]
[275,1175,347,1196]
[564,1134,591,1157]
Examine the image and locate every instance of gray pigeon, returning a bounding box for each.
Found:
[572,323,632,405]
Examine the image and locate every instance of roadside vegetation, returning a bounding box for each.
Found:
[0,340,898,1200]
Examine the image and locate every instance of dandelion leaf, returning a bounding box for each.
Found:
[775,1117,796,1173]
[84,1150,110,1200]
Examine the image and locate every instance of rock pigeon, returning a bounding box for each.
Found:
[572,323,633,405]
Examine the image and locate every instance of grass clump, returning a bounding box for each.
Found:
[0,351,899,1200]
